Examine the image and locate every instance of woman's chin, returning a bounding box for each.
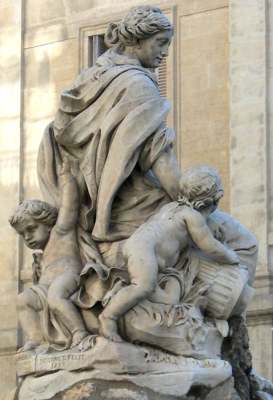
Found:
[141,61,161,69]
[152,61,163,69]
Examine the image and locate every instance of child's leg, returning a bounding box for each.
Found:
[47,272,88,346]
[163,278,181,303]
[17,288,43,351]
[100,243,158,341]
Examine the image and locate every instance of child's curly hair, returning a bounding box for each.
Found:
[9,200,58,229]
[178,166,224,210]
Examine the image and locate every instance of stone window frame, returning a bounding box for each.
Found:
[78,6,177,134]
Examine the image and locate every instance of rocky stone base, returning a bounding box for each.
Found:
[221,316,273,400]
[17,374,239,400]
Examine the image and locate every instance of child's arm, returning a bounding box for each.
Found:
[55,157,80,234]
[183,208,239,265]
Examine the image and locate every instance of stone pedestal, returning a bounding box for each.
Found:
[18,375,239,400]
[16,338,232,400]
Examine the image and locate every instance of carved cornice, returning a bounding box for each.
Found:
[246,291,273,326]
[247,309,273,327]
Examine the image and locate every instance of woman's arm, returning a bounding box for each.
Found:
[151,145,181,200]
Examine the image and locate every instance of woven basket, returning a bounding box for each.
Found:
[198,258,249,319]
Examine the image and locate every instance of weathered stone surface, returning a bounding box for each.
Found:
[221,316,273,400]
[18,373,237,400]
[17,337,231,384]
[255,393,273,400]
[17,338,231,398]
[19,373,240,400]
[222,316,252,400]
[250,371,273,400]
[18,376,239,400]
[16,329,222,376]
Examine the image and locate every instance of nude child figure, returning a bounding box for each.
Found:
[9,158,90,352]
[99,166,240,342]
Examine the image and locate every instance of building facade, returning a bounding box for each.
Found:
[0,0,272,397]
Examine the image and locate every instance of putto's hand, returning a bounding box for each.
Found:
[209,221,225,243]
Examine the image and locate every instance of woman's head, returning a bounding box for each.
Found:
[105,6,173,68]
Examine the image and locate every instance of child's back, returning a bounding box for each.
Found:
[125,201,238,272]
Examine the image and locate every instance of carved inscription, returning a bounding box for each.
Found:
[38,353,86,371]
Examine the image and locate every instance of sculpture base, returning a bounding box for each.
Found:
[16,338,232,399]
[18,374,239,400]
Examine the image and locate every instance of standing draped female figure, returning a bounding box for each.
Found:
[38,6,181,268]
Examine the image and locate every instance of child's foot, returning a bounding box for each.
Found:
[99,315,123,343]
[71,330,88,348]
[35,343,50,355]
[78,335,97,352]
[17,340,40,353]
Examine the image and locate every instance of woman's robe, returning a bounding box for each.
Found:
[38,49,174,265]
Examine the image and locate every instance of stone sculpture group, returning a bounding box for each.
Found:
[9,5,273,400]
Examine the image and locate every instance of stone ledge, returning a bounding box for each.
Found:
[247,292,273,326]
[17,372,237,400]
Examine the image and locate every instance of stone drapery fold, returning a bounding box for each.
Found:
[38,50,174,264]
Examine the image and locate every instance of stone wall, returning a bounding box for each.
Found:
[229,0,273,381]
[0,1,22,398]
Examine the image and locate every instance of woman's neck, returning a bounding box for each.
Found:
[116,47,141,66]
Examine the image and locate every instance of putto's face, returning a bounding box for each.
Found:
[16,217,50,250]
[135,30,173,69]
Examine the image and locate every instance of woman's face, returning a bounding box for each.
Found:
[135,30,173,69]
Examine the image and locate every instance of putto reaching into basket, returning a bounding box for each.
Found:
[99,166,240,342]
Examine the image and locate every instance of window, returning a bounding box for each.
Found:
[156,57,167,98]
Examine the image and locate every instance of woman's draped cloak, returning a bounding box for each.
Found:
[38,49,174,266]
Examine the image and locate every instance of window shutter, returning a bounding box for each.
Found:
[88,34,107,67]
[156,57,168,98]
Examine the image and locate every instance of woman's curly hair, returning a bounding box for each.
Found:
[105,6,173,49]
[178,166,224,211]
[9,200,58,229]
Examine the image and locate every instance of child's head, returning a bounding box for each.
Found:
[178,166,223,213]
[9,200,58,250]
